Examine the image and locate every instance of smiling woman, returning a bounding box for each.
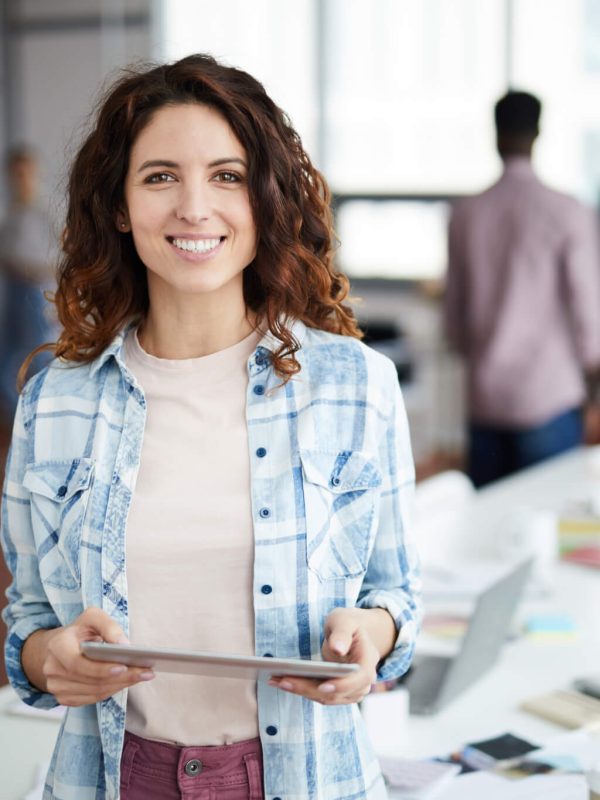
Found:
[1,54,421,800]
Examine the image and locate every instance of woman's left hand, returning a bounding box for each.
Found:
[267,608,380,704]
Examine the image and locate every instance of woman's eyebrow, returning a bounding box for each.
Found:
[136,156,247,174]
[208,157,247,168]
[137,159,178,173]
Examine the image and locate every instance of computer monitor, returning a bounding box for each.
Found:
[335,198,451,281]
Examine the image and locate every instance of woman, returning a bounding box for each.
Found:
[1,54,421,800]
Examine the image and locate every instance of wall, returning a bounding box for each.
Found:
[2,0,160,221]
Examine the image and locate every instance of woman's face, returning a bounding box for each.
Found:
[123,102,257,306]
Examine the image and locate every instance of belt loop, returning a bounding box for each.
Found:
[243,753,264,800]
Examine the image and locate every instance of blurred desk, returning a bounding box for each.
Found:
[391,561,600,761]
[0,684,62,800]
[380,446,600,764]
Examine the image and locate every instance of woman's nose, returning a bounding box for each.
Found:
[175,182,211,224]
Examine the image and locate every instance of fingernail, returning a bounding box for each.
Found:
[332,640,347,654]
[318,683,336,694]
[116,636,130,644]
[278,680,294,691]
[138,671,155,681]
[110,665,127,676]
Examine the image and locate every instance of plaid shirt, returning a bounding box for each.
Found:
[2,321,421,800]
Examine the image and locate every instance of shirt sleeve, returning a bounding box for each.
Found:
[1,393,61,708]
[561,205,600,370]
[355,358,422,681]
[444,203,469,355]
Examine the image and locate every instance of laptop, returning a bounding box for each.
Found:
[401,558,532,715]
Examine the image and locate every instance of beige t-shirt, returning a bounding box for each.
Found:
[123,327,261,745]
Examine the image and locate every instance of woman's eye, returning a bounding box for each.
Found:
[145,172,175,184]
[214,171,241,184]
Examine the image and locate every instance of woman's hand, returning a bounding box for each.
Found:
[267,608,386,705]
[22,607,155,707]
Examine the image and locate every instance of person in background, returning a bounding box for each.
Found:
[444,90,600,487]
[1,54,421,800]
[0,145,56,424]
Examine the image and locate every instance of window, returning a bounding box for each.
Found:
[163,0,318,155]
[510,0,600,204]
[323,0,506,194]
[163,0,598,279]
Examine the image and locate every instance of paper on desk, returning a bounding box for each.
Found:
[418,771,587,800]
[534,729,600,771]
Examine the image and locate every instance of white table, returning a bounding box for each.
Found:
[378,446,600,799]
[389,561,600,760]
[0,684,62,800]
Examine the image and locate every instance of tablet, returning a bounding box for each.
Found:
[80,642,360,681]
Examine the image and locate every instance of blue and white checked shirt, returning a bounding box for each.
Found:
[2,320,421,800]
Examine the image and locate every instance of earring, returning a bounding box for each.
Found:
[120,222,127,229]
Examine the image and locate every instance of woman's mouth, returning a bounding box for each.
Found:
[167,236,224,254]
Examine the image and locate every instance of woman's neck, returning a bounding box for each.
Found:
[138,305,257,360]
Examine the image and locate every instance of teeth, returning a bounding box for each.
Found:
[172,237,221,253]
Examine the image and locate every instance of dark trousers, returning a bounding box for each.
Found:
[468,407,583,488]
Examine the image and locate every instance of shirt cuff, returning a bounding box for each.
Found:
[5,614,61,709]
[356,591,421,682]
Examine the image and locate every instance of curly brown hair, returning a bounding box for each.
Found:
[21,53,361,386]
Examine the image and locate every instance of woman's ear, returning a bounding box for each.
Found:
[116,211,131,232]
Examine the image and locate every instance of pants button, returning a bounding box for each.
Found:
[184,758,203,776]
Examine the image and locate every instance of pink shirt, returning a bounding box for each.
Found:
[444,157,600,427]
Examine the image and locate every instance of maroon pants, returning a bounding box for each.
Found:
[119,730,264,800]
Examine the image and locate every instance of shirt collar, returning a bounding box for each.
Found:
[89,321,136,378]
[248,318,307,376]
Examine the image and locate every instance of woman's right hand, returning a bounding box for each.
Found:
[27,607,155,706]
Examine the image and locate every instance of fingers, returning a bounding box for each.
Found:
[48,670,155,706]
[42,608,153,707]
[75,607,129,645]
[267,674,373,705]
[324,610,359,658]
[269,614,380,706]
[45,663,155,706]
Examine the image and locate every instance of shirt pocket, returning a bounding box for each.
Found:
[300,449,382,581]
[23,458,95,590]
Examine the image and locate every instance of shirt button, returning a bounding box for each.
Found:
[184,758,203,776]
[253,385,265,395]
[331,476,341,486]
[256,447,267,458]
[57,485,68,498]
[266,725,278,736]
[259,507,270,518]
[263,652,273,657]
[261,584,273,595]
